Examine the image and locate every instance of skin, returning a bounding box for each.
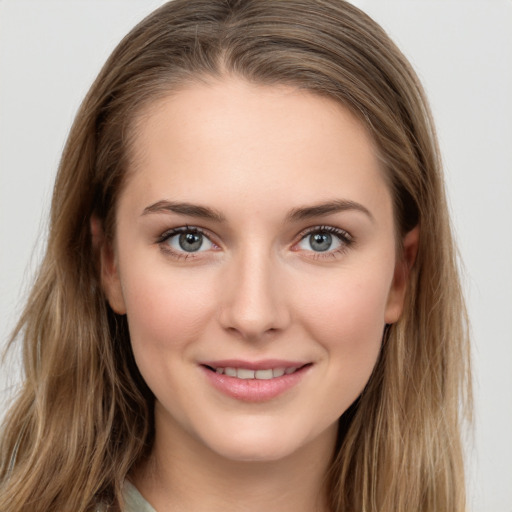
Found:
[100,77,418,512]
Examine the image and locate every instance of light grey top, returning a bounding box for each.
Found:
[123,481,157,512]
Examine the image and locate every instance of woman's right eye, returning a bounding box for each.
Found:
[158,227,216,256]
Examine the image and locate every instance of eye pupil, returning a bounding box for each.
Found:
[310,232,332,252]
[179,232,203,252]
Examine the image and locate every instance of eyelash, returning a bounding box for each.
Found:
[155,225,354,261]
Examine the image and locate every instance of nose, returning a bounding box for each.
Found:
[218,248,291,341]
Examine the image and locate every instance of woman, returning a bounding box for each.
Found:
[0,1,471,511]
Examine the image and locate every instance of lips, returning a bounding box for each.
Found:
[200,360,312,402]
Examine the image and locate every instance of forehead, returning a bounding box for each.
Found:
[123,77,392,222]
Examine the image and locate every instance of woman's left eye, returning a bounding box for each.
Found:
[296,227,352,254]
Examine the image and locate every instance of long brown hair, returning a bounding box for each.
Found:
[0,1,471,510]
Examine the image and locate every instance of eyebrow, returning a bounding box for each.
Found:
[141,198,374,223]
[286,199,374,223]
[141,200,226,222]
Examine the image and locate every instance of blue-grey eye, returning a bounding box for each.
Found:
[298,230,342,252]
[167,230,214,253]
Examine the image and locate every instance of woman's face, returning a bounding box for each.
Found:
[102,77,414,462]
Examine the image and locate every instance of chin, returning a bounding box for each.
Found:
[194,417,335,465]
[209,438,300,463]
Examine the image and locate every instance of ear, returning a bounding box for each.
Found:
[90,215,127,315]
[384,226,419,324]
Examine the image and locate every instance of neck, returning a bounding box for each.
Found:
[133,412,337,512]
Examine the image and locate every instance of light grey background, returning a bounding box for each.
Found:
[1,1,511,510]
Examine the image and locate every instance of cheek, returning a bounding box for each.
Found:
[119,264,217,363]
[280,267,391,430]
[296,266,391,373]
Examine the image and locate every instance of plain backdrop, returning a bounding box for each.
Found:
[1,1,511,510]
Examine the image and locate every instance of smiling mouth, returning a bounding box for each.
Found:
[201,362,312,401]
[203,364,310,380]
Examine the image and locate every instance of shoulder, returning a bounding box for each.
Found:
[96,481,156,512]
[122,480,157,512]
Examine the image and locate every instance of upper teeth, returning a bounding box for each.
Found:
[215,367,297,379]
